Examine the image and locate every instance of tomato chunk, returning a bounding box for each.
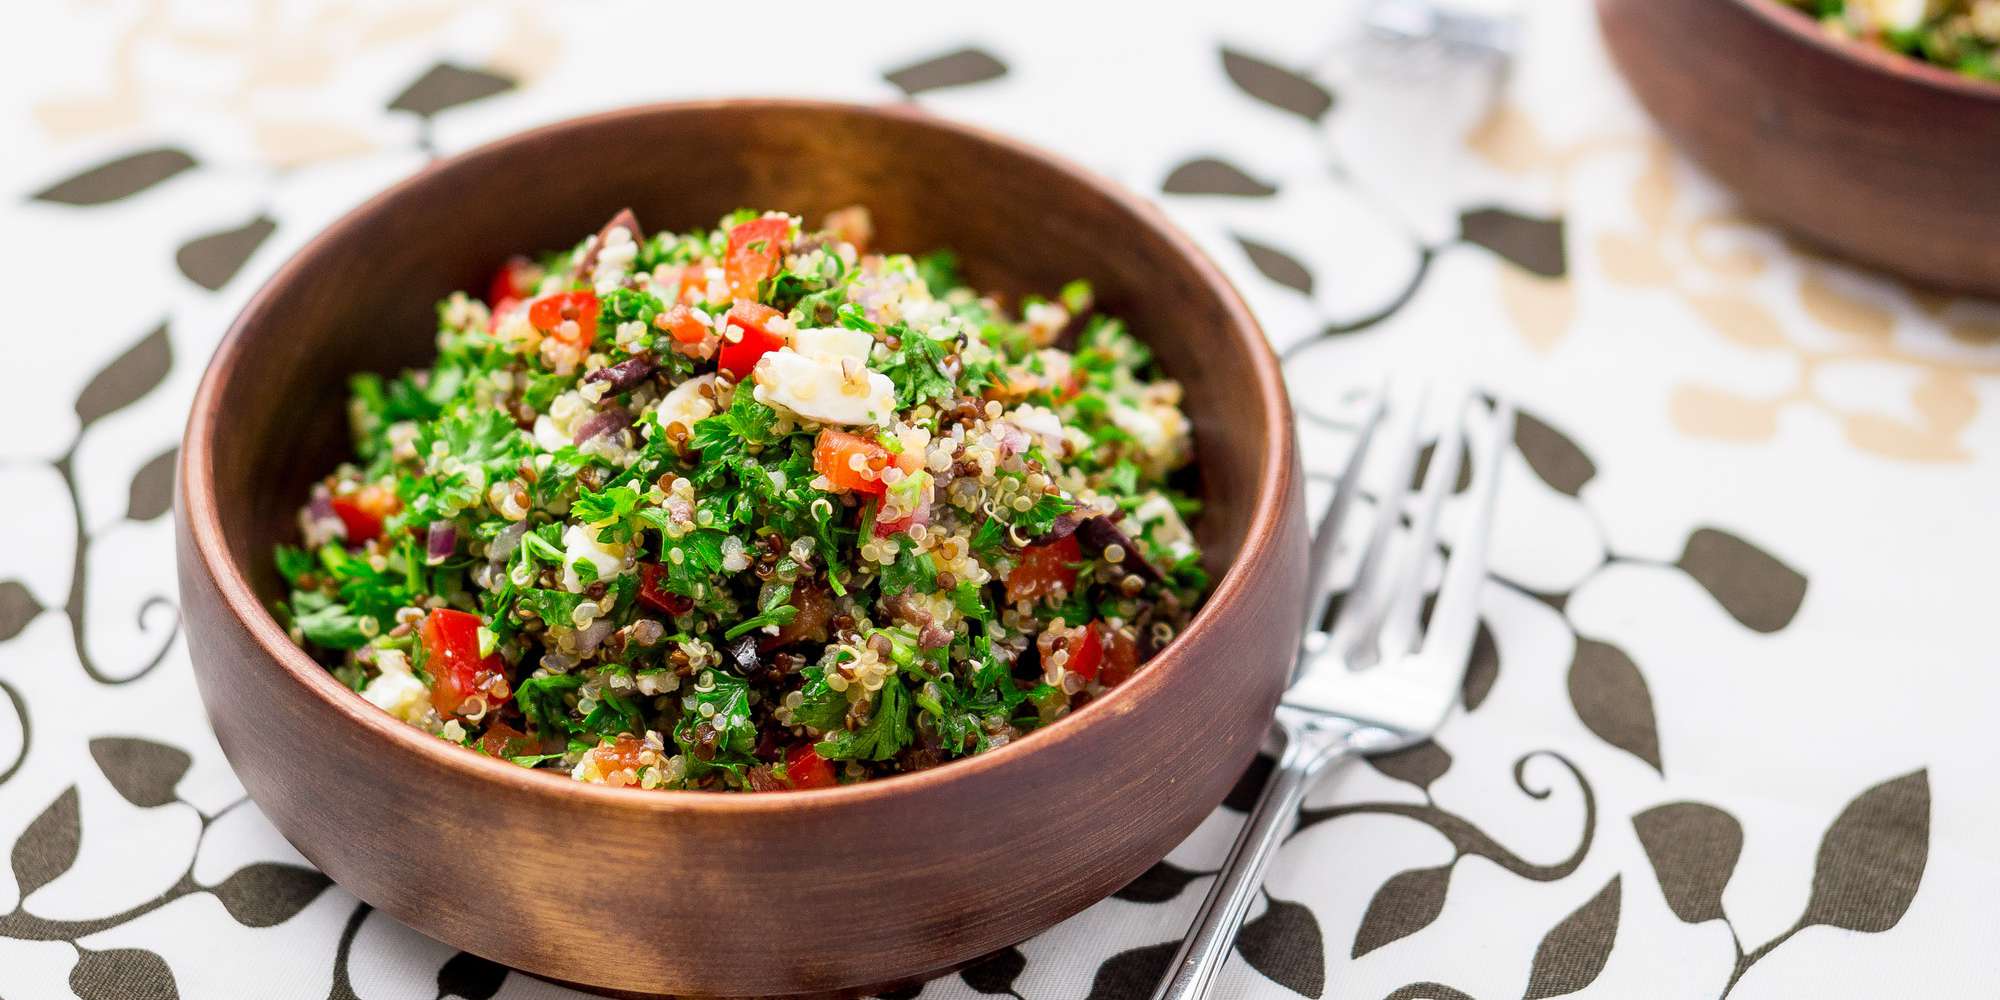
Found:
[813,429,891,495]
[330,483,398,544]
[766,584,832,650]
[1006,535,1081,603]
[586,734,648,777]
[1098,623,1140,686]
[1067,622,1105,681]
[421,609,507,717]
[785,744,837,790]
[637,563,693,616]
[476,720,538,758]
[724,216,790,301]
[657,304,708,345]
[717,301,787,379]
[676,263,715,305]
[487,255,539,305]
[529,291,600,349]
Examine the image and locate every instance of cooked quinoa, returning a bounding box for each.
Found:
[274,207,1208,791]
[1784,0,2000,79]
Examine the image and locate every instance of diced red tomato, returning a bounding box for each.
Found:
[476,720,537,758]
[528,291,600,349]
[1006,535,1081,603]
[329,483,398,544]
[637,563,694,616]
[487,255,539,306]
[813,429,891,495]
[785,744,837,790]
[1066,622,1104,681]
[724,216,790,300]
[587,734,648,776]
[717,301,787,379]
[656,304,708,345]
[421,609,507,717]
[766,584,832,650]
[1098,623,1140,686]
[676,263,715,305]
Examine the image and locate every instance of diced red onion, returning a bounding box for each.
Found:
[487,521,528,563]
[573,618,616,655]
[583,353,659,392]
[994,421,1031,457]
[572,407,633,445]
[302,484,344,546]
[425,520,456,565]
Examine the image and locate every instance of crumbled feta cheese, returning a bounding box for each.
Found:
[1008,404,1067,448]
[655,374,719,432]
[752,348,897,426]
[563,523,630,592]
[1109,400,1189,457]
[532,414,569,453]
[361,670,432,725]
[1847,0,1939,31]
[1134,493,1195,559]
[793,327,874,363]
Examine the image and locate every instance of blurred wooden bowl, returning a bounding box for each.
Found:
[1598,0,2000,295]
[174,100,1304,998]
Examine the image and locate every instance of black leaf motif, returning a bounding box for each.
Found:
[0,580,42,642]
[1460,207,1567,278]
[212,863,332,928]
[1367,741,1452,793]
[0,679,27,787]
[12,786,80,900]
[438,951,508,999]
[1513,409,1595,497]
[1801,769,1929,934]
[875,986,922,1000]
[1412,441,1472,494]
[1632,802,1741,924]
[1239,896,1325,997]
[1353,864,1452,958]
[1675,528,1807,634]
[126,447,178,522]
[1522,876,1621,1000]
[1163,157,1278,197]
[1235,235,1314,295]
[1114,860,1205,903]
[33,148,196,206]
[1224,753,1275,812]
[1567,639,1661,773]
[388,63,515,116]
[1461,620,1498,711]
[70,947,179,1000]
[75,323,172,430]
[1221,48,1334,122]
[1384,984,1477,1000]
[176,215,275,291]
[961,946,1027,995]
[884,47,1008,96]
[1085,941,1177,1000]
[89,736,190,807]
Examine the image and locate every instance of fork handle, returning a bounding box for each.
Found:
[1150,723,1355,1000]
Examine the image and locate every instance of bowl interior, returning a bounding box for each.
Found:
[204,100,1274,641]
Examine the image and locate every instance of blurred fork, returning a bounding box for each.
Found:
[1151,388,1515,1000]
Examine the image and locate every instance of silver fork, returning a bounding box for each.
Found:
[1151,388,1515,1000]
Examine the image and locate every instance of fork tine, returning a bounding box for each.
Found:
[1329,383,1428,657]
[1299,387,1387,639]
[1419,396,1513,667]
[1376,390,1468,658]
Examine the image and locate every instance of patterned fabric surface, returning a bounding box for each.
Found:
[4,1,1995,997]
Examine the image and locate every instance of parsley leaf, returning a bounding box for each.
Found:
[816,675,913,762]
[517,673,584,737]
[880,326,956,409]
[879,538,936,596]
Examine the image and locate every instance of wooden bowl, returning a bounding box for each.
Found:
[174,100,1305,998]
[1598,0,2000,295]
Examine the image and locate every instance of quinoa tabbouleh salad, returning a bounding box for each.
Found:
[1782,0,2000,79]
[275,207,1208,792]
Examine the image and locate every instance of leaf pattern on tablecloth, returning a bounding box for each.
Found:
[438,951,509,1000]
[1460,208,1567,279]
[1366,741,1452,795]
[884,47,1008,96]
[1675,528,1807,634]
[89,737,190,808]
[1632,802,1741,925]
[1114,860,1206,904]
[1220,47,1334,123]
[126,447,178,522]
[961,946,1027,996]
[1163,158,1278,197]
[1353,865,1452,959]
[1236,234,1315,296]
[70,947,179,1000]
[33,148,197,205]
[1238,896,1325,997]
[74,323,172,431]
[1566,639,1661,774]
[388,63,516,117]
[12,787,81,900]
[1521,876,1620,1000]
[177,216,276,291]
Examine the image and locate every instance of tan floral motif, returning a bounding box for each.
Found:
[1476,102,1999,464]
[33,0,553,166]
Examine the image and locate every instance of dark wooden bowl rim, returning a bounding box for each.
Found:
[180,98,1293,819]
[1737,0,2000,100]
